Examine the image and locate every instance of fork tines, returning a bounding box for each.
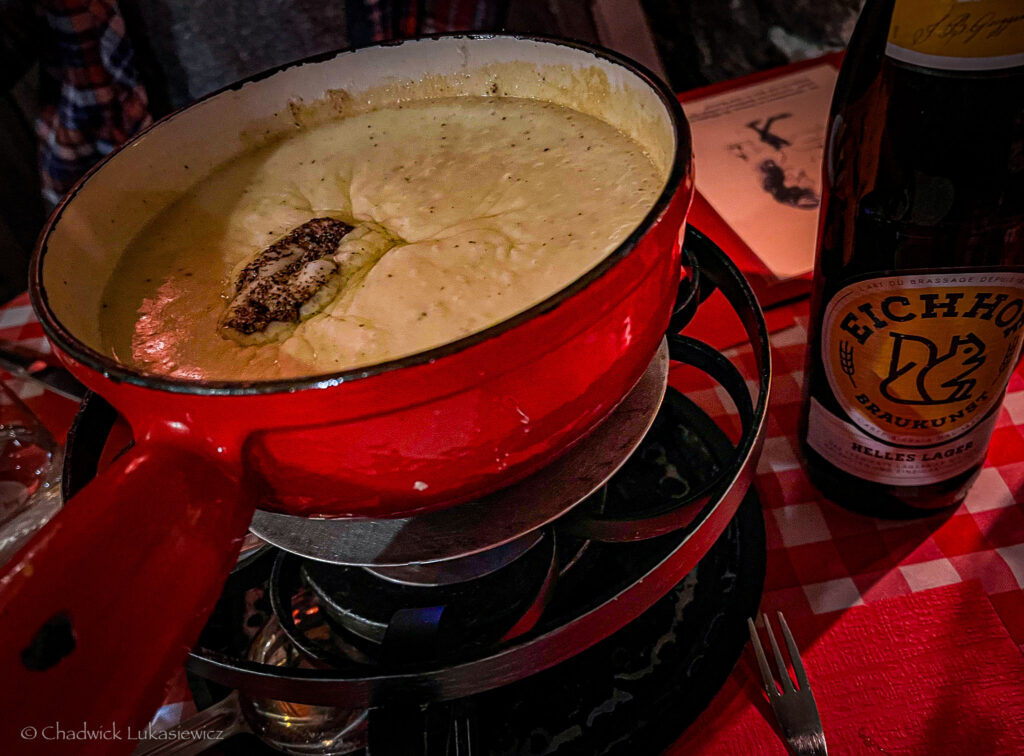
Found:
[748,612,808,696]
[748,611,828,756]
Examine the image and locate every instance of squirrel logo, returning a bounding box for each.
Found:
[879,332,986,405]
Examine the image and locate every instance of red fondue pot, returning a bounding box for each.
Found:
[0,35,693,752]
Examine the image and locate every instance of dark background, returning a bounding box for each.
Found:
[0,0,862,304]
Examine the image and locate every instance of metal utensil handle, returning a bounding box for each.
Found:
[131,691,249,756]
[792,732,829,756]
[0,339,87,401]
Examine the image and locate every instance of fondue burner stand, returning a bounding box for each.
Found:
[63,229,771,755]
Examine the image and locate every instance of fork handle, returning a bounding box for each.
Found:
[790,732,828,756]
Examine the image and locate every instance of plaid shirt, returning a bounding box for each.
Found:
[33,0,506,206]
[347,0,507,46]
[35,0,150,206]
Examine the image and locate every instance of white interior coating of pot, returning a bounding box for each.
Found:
[40,36,677,356]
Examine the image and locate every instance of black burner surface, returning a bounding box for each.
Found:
[205,492,763,755]
[474,491,764,755]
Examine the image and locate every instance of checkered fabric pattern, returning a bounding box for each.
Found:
[0,294,50,402]
[35,0,152,206]
[346,0,508,46]
[674,304,1024,652]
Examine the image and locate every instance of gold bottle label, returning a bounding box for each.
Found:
[808,271,1024,485]
[887,0,1024,70]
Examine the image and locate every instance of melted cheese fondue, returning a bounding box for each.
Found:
[100,96,663,380]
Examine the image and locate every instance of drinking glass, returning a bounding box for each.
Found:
[0,380,63,564]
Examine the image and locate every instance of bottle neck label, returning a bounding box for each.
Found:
[887,0,1024,71]
[808,270,1024,485]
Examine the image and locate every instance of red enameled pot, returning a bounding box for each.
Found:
[0,35,693,752]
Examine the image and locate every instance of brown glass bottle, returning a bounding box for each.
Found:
[800,0,1024,517]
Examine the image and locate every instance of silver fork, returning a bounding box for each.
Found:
[748,612,828,756]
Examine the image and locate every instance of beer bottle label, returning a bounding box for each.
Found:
[887,0,1024,71]
[808,271,1024,485]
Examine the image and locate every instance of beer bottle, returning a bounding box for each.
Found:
[800,0,1024,516]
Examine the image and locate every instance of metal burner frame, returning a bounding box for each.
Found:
[179,227,772,707]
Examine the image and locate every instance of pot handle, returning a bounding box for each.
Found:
[0,439,253,755]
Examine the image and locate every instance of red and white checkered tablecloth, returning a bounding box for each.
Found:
[0,295,81,441]
[5,290,1024,749]
[0,296,50,398]
[677,302,1024,653]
